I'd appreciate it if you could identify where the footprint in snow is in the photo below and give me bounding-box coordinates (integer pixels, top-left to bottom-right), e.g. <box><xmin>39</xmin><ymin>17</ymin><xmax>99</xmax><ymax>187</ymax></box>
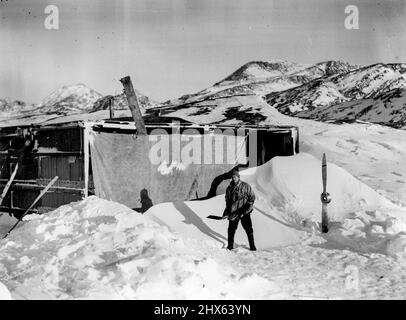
<box><xmin>391</xmin><ymin>172</ymin><xmax>403</xmax><ymax>177</ymax></box>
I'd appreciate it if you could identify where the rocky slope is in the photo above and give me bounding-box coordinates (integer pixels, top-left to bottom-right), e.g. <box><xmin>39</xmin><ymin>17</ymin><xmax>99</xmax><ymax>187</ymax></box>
<box><xmin>163</xmin><ymin>60</ymin><xmax>360</xmax><ymax>108</ymax></box>
<box><xmin>156</xmin><ymin>60</ymin><xmax>406</xmax><ymax>128</ymax></box>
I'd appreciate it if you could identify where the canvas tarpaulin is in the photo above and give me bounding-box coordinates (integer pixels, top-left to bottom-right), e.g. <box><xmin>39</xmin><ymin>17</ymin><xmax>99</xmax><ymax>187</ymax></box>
<box><xmin>90</xmin><ymin>130</ymin><xmax>247</xmax><ymax>209</ymax></box>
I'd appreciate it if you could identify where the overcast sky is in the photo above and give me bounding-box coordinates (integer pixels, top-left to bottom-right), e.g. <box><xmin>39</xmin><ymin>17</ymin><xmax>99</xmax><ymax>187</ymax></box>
<box><xmin>0</xmin><ymin>0</ymin><xmax>405</xmax><ymax>103</ymax></box>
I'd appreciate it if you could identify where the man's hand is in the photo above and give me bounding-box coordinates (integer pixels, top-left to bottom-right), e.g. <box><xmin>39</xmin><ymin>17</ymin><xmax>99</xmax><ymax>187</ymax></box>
<box><xmin>228</xmin><ymin>207</ymin><xmax>247</xmax><ymax>221</ymax></box>
<box><xmin>228</xmin><ymin>212</ymin><xmax>241</xmax><ymax>221</ymax></box>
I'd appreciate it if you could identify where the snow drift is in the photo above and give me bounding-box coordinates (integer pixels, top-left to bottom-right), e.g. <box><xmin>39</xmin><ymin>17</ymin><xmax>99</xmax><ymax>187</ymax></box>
<box><xmin>0</xmin><ymin>197</ymin><xmax>278</xmax><ymax>300</ymax></box>
<box><xmin>1</xmin><ymin>153</ymin><xmax>406</xmax><ymax>299</ymax></box>
<box><xmin>148</xmin><ymin>153</ymin><xmax>406</xmax><ymax>255</ymax></box>
<box><xmin>241</xmin><ymin>153</ymin><xmax>406</xmax><ymax>255</ymax></box>
<box><xmin>241</xmin><ymin>153</ymin><xmax>399</xmax><ymax>221</ymax></box>
<box><xmin>0</xmin><ymin>281</ymin><xmax>12</xmax><ymax>300</ymax></box>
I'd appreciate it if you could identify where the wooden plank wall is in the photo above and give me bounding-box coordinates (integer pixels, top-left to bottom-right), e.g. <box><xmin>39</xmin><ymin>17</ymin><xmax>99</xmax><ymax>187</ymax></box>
<box><xmin>38</xmin><ymin>154</ymin><xmax>84</xmax><ymax>207</ymax></box>
<box><xmin>37</xmin><ymin>127</ymin><xmax>84</xmax><ymax>208</ymax></box>
<box><xmin>0</xmin><ymin>126</ymin><xmax>85</xmax><ymax>212</ymax></box>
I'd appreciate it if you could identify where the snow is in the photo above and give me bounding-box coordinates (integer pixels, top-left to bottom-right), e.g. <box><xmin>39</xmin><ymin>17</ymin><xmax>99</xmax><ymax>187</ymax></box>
<box><xmin>2</xmin><ymin>59</ymin><xmax>406</xmax><ymax>299</ymax></box>
<box><xmin>164</xmin><ymin>60</ymin><xmax>355</xmax><ymax>112</ymax></box>
<box><xmin>0</xmin><ymin>84</ymin><xmax>154</xmax><ymax>128</ymax></box>
<box><xmin>170</xmin><ymin>93</ymin><xmax>406</xmax><ymax>207</ymax></box>
<box><xmin>0</xmin><ymin>281</ymin><xmax>11</xmax><ymax>300</ymax></box>
<box><xmin>2</xmin><ymin>142</ymin><xmax>406</xmax><ymax>299</ymax></box>
<box><xmin>167</xmin><ymin>94</ymin><xmax>406</xmax><ymax>207</ymax></box>
<box><xmin>0</xmin><ymin>197</ymin><xmax>280</xmax><ymax>299</ymax></box>
<box><xmin>312</xmin><ymin>84</ymin><xmax>347</xmax><ymax>106</ymax></box>
<box><xmin>37</xmin><ymin>147</ymin><xmax>59</xmax><ymax>153</ymax></box>
<box><xmin>297</xmin><ymin>121</ymin><xmax>406</xmax><ymax>206</ymax></box>
<box><xmin>246</xmin><ymin>153</ymin><xmax>398</xmax><ymax>221</ymax></box>
<box><xmin>265</xmin><ymin>62</ymin><xmax>406</xmax><ymax>127</ymax></box>
<box><xmin>39</xmin><ymin>83</ymin><xmax>102</xmax><ymax>111</ymax></box>
<box><xmin>335</xmin><ymin>64</ymin><xmax>401</xmax><ymax>96</ymax></box>
<box><xmin>148</xmin><ymin>153</ymin><xmax>406</xmax><ymax>257</ymax></box>
<box><xmin>298</xmin><ymin>89</ymin><xmax>406</xmax><ymax>127</ymax></box>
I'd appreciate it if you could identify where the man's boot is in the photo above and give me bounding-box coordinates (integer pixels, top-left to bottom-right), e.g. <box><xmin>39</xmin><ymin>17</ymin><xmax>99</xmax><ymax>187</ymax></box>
<box><xmin>248</xmin><ymin>233</ymin><xmax>256</xmax><ymax>251</ymax></box>
<box><xmin>227</xmin><ymin>232</ymin><xmax>235</xmax><ymax>250</ymax></box>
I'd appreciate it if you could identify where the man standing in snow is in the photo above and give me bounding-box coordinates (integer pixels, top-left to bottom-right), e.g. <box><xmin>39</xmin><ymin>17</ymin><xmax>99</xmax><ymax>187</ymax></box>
<box><xmin>222</xmin><ymin>168</ymin><xmax>256</xmax><ymax>251</ymax></box>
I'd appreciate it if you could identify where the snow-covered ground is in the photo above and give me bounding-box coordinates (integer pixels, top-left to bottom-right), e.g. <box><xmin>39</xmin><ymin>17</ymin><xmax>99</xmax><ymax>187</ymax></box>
<box><xmin>1</xmin><ymin>127</ymin><xmax>406</xmax><ymax>299</ymax></box>
<box><xmin>2</xmin><ymin>58</ymin><xmax>406</xmax><ymax>299</ymax></box>
<box><xmin>300</xmin><ymin>121</ymin><xmax>406</xmax><ymax>207</ymax></box>
<box><xmin>0</xmin><ymin>197</ymin><xmax>282</xmax><ymax>299</ymax></box>
<box><xmin>1</xmin><ymin>81</ymin><xmax>406</xmax><ymax>299</ymax></box>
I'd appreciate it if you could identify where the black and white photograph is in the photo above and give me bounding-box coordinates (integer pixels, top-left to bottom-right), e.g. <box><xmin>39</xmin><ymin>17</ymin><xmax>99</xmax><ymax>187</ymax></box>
<box><xmin>1</xmin><ymin>0</ymin><xmax>406</xmax><ymax>304</ymax></box>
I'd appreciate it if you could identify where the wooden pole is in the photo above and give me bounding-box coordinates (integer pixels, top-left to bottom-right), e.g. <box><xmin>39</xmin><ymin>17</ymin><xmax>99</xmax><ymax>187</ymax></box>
<box><xmin>109</xmin><ymin>96</ymin><xmax>114</xmax><ymax>119</ymax></box>
<box><xmin>83</xmin><ymin>123</ymin><xmax>90</xmax><ymax>198</ymax></box>
<box><xmin>119</xmin><ymin>76</ymin><xmax>147</xmax><ymax>135</ymax></box>
<box><xmin>0</xmin><ymin>132</ymin><xmax>35</xmax><ymax>207</ymax></box>
<box><xmin>0</xmin><ymin>163</ymin><xmax>18</xmax><ymax>206</ymax></box>
<box><xmin>3</xmin><ymin>176</ymin><xmax>59</xmax><ymax>239</ymax></box>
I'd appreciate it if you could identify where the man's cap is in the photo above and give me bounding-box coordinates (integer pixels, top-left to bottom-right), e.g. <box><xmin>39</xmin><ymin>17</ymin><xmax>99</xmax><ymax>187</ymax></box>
<box><xmin>230</xmin><ymin>168</ymin><xmax>240</xmax><ymax>177</ymax></box>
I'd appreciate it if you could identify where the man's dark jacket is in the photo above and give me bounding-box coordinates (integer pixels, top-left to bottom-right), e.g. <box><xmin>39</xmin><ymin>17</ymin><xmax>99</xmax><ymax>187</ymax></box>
<box><xmin>224</xmin><ymin>180</ymin><xmax>255</xmax><ymax>220</ymax></box>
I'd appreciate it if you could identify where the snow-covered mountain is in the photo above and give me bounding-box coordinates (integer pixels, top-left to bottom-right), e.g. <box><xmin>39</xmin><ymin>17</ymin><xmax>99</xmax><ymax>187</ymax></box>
<box><xmin>265</xmin><ymin>63</ymin><xmax>406</xmax><ymax>127</ymax></box>
<box><xmin>0</xmin><ymin>84</ymin><xmax>158</xmax><ymax>126</ymax></box>
<box><xmin>0</xmin><ymin>98</ymin><xmax>40</xmax><ymax>120</ymax></box>
<box><xmin>0</xmin><ymin>84</ymin><xmax>103</xmax><ymax>120</ymax></box>
<box><xmin>293</xmin><ymin>87</ymin><xmax>406</xmax><ymax>128</ymax></box>
<box><xmin>0</xmin><ymin>98</ymin><xmax>31</xmax><ymax>113</ymax></box>
<box><xmin>2</xmin><ymin>60</ymin><xmax>405</xmax><ymax>128</ymax></box>
<box><xmin>91</xmin><ymin>90</ymin><xmax>159</xmax><ymax>113</ymax></box>
<box><xmin>36</xmin><ymin>83</ymin><xmax>103</xmax><ymax>114</ymax></box>
<box><xmin>155</xmin><ymin>60</ymin><xmax>358</xmax><ymax>124</ymax></box>
<box><xmin>163</xmin><ymin>60</ymin><xmax>360</xmax><ymax>108</ymax></box>
<box><xmin>156</xmin><ymin>60</ymin><xmax>406</xmax><ymax>128</ymax></box>
<box><xmin>217</xmin><ymin>60</ymin><xmax>358</xmax><ymax>84</ymax></box>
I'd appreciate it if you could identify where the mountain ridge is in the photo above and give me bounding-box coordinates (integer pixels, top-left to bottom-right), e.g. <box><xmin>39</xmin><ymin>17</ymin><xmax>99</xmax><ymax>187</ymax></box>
<box><xmin>157</xmin><ymin>59</ymin><xmax>406</xmax><ymax>128</ymax></box>
<box><xmin>1</xmin><ymin>59</ymin><xmax>405</xmax><ymax>128</ymax></box>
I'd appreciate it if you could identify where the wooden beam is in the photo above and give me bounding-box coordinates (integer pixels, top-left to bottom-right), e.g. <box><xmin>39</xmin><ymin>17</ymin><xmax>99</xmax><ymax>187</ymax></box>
<box><xmin>0</xmin><ymin>206</ymin><xmax>37</xmax><ymax>216</ymax></box>
<box><xmin>0</xmin><ymin>163</ymin><xmax>18</xmax><ymax>206</ymax></box>
<box><xmin>119</xmin><ymin>76</ymin><xmax>147</xmax><ymax>135</ymax></box>
<box><xmin>109</xmin><ymin>96</ymin><xmax>114</xmax><ymax>119</ymax></box>
<box><xmin>83</xmin><ymin>123</ymin><xmax>90</xmax><ymax>198</ymax></box>
<box><xmin>3</xmin><ymin>176</ymin><xmax>59</xmax><ymax>239</ymax></box>
<box><xmin>1</xmin><ymin>183</ymin><xmax>83</xmax><ymax>192</ymax></box>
